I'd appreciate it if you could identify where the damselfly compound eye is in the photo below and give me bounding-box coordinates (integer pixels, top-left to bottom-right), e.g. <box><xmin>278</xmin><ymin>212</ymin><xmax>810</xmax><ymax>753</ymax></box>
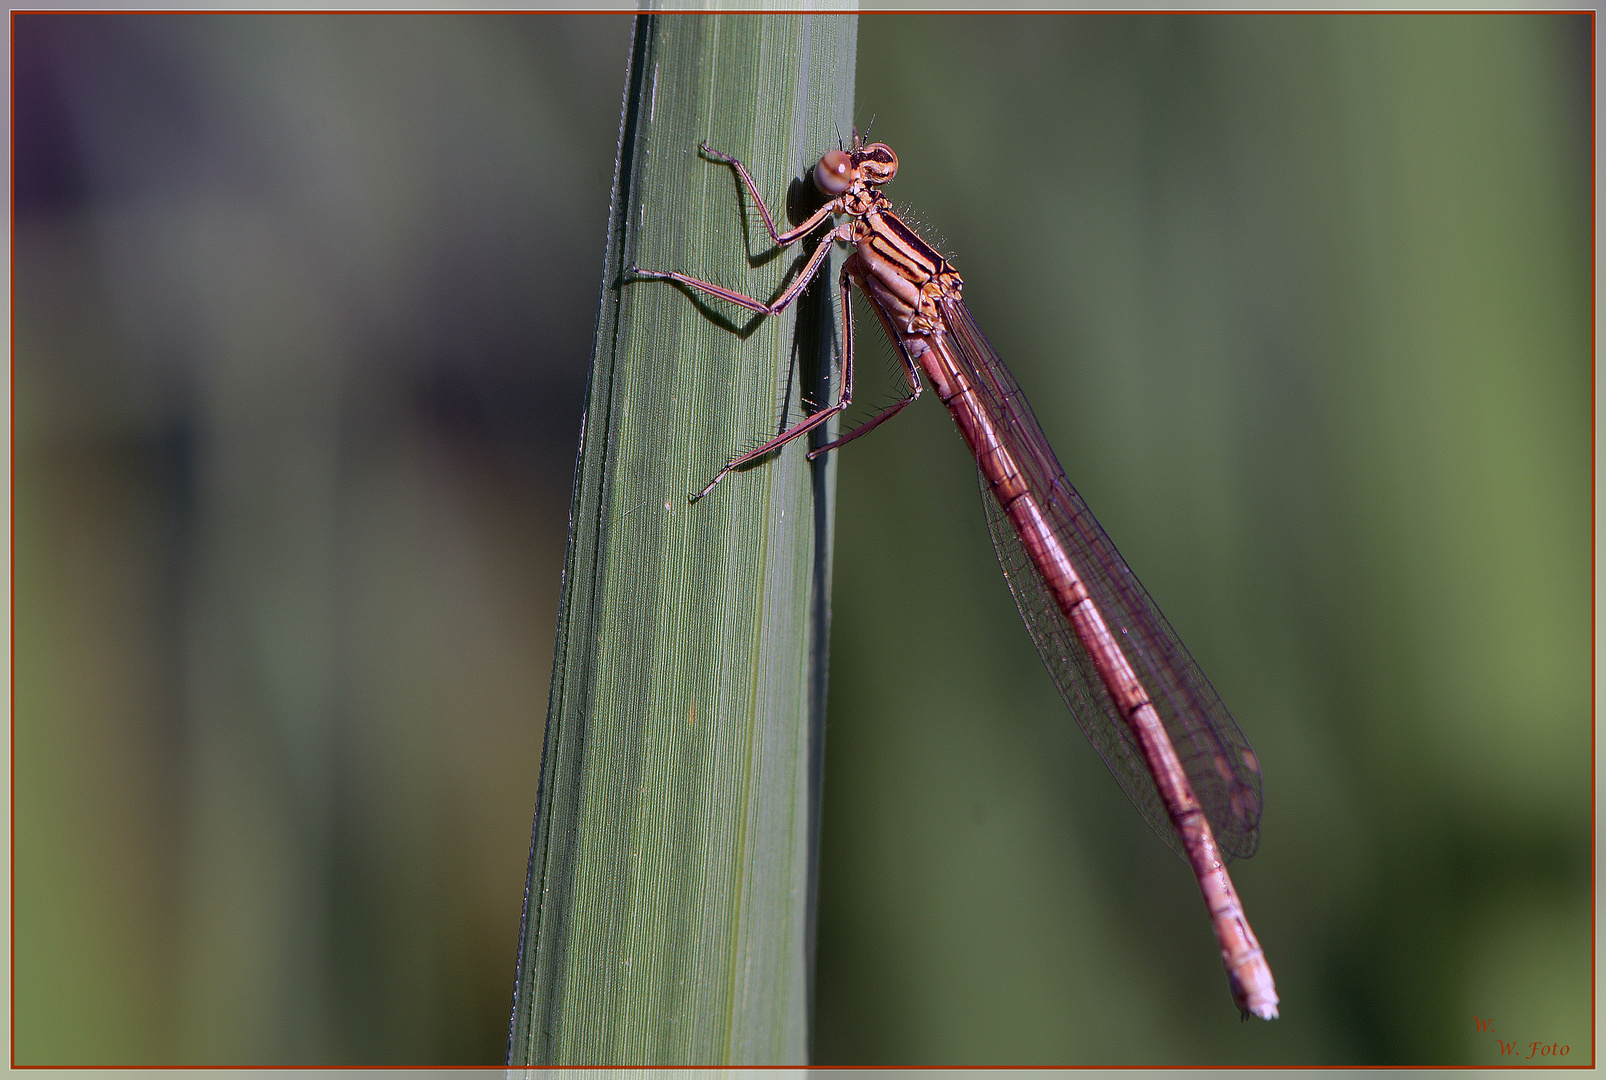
<box><xmin>814</xmin><ymin>149</ymin><xmax>853</xmax><ymax>195</ymax></box>
<box><xmin>855</xmin><ymin>143</ymin><xmax>898</xmax><ymax>184</ymax></box>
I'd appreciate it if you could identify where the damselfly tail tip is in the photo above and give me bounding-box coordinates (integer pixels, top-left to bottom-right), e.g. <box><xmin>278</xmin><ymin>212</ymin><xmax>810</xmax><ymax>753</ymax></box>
<box><xmin>1226</xmin><ymin>947</ymin><xmax>1279</xmax><ymax>1022</ymax></box>
<box><xmin>1230</xmin><ymin>964</ymin><xmax>1280</xmax><ymax>1021</ymax></box>
<box><xmin>1239</xmin><ymin>999</ymin><xmax>1279</xmax><ymax>1022</ymax></box>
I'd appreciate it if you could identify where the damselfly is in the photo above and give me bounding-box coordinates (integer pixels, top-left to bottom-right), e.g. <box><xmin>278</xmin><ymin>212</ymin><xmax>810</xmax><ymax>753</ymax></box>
<box><xmin>629</xmin><ymin>133</ymin><xmax>1278</xmax><ymax>1021</ymax></box>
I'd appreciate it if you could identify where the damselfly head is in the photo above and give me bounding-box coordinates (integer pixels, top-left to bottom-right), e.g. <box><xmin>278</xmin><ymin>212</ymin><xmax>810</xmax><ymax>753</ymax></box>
<box><xmin>813</xmin><ymin>142</ymin><xmax>898</xmax><ymax>196</ymax></box>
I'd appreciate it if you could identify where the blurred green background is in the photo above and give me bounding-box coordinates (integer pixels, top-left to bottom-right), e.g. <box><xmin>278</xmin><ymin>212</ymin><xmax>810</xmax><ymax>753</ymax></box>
<box><xmin>13</xmin><ymin>11</ymin><xmax>1591</xmax><ymax>1067</ymax></box>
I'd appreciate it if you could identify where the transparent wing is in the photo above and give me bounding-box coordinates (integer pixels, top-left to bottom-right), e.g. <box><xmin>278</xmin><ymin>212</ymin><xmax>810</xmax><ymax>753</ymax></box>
<box><xmin>942</xmin><ymin>297</ymin><xmax>1263</xmax><ymax>860</ymax></box>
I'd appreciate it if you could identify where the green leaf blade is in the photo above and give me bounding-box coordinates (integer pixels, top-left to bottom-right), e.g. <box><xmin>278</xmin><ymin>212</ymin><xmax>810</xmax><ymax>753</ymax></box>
<box><xmin>509</xmin><ymin>12</ymin><xmax>857</xmax><ymax>1067</ymax></box>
